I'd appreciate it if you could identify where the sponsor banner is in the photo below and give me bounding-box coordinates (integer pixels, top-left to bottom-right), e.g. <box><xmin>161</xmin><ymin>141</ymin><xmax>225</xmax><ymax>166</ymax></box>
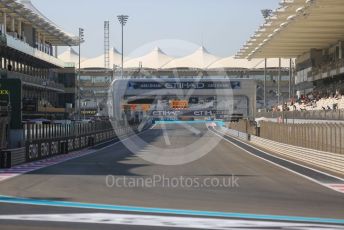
<box><xmin>127</xmin><ymin>81</ymin><xmax>241</xmax><ymax>90</ymax></box>
<box><xmin>150</xmin><ymin>110</ymin><xmax>230</xmax><ymax>117</ymax></box>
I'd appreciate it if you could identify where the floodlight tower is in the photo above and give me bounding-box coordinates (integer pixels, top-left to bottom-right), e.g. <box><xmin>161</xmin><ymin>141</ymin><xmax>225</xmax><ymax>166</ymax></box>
<box><xmin>117</xmin><ymin>15</ymin><xmax>129</xmax><ymax>78</ymax></box>
<box><xmin>77</xmin><ymin>28</ymin><xmax>84</xmax><ymax>120</ymax></box>
<box><xmin>104</xmin><ymin>21</ymin><xmax>110</xmax><ymax>69</ymax></box>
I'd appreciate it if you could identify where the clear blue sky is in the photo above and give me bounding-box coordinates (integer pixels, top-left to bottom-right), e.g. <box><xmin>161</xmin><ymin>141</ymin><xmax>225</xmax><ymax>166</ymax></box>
<box><xmin>31</xmin><ymin>0</ymin><xmax>280</xmax><ymax>58</ymax></box>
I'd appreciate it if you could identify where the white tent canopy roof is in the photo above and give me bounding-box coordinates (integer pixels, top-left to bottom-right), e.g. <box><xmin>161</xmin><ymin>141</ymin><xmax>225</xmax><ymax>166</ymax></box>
<box><xmin>81</xmin><ymin>47</ymin><xmax>122</xmax><ymax>68</ymax></box>
<box><xmin>208</xmin><ymin>56</ymin><xmax>291</xmax><ymax>69</ymax></box>
<box><xmin>124</xmin><ymin>47</ymin><xmax>173</xmax><ymax>69</ymax></box>
<box><xmin>163</xmin><ymin>46</ymin><xmax>219</xmax><ymax>69</ymax></box>
<box><xmin>59</xmin><ymin>46</ymin><xmax>292</xmax><ymax>70</ymax></box>
<box><xmin>58</xmin><ymin>48</ymin><xmax>85</xmax><ymax>64</ymax></box>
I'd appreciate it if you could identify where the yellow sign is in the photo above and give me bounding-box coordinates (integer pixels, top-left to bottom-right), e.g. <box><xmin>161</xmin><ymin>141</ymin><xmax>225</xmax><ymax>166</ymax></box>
<box><xmin>0</xmin><ymin>90</ymin><xmax>9</xmax><ymax>95</ymax></box>
<box><xmin>170</xmin><ymin>100</ymin><xmax>188</xmax><ymax>109</ymax></box>
<box><xmin>81</xmin><ymin>110</ymin><xmax>97</xmax><ymax>115</ymax></box>
<box><xmin>141</xmin><ymin>104</ymin><xmax>151</xmax><ymax>112</ymax></box>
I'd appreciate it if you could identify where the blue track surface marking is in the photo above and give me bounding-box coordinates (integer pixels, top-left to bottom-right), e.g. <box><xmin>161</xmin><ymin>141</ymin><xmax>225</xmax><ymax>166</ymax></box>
<box><xmin>0</xmin><ymin>195</ymin><xmax>343</xmax><ymax>224</ymax></box>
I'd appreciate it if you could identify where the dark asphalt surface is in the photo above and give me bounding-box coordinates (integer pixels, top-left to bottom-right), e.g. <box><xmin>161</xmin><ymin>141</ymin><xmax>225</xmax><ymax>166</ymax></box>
<box><xmin>0</xmin><ymin>123</ymin><xmax>343</xmax><ymax>229</ymax></box>
<box><xmin>212</xmin><ymin>127</ymin><xmax>344</xmax><ymax>184</ymax></box>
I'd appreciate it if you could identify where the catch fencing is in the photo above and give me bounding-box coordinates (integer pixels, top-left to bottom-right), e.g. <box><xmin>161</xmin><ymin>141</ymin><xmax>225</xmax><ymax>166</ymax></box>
<box><xmin>228</xmin><ymin>119</ymin><xmax>257</xmax><ymax>136</ymax></box>
<box><xmin>259</xmin><ymin>121</ymin><xmax>344</xmax><ymax>154</ymax></box>
<box><xmin>256</xmin><ymin>110</ymin><xmax>344</xmax><ymax>121</ymax></box>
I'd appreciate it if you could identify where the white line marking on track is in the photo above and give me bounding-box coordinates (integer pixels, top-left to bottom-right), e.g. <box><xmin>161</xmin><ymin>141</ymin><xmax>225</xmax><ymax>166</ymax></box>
<box><xmin>215</xmin><ymin>127</ymin><xmax>344</xmax><ymax>182</ymax></box>
<box><xmin>209</xmin><ymin>127</ymin><xmax>344</xmax><ymax>194</ymax></box>
<box><xmin>0</xmin><ymin>213</ymin><xmax>341</xmax><ymax>229</ymax></box>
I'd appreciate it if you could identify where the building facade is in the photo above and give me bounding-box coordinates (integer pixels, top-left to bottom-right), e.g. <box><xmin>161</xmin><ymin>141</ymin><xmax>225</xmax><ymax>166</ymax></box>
<box><xmin>0</xmin><ymin>0</ymin><xmax>79</xmax><ymax>124</ymax></box>
<box><xmin>0</xmin><ymin>0</ymin><xmax>79</xmax><ymax>147</ymax></box>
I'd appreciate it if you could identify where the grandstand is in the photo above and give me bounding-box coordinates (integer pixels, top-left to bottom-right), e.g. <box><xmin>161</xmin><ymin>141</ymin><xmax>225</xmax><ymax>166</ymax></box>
<box><xmin>0</xmin><ymin>0</ymin><xmax>79</xmax><ymax>148</ymax></box>
<box><xmin>237</xmin><ymin>0</ymin><xmax>344</xmax><ymax>114</ymax></box>
<box><xmin>0</xmin><ymin>0</ymin><xmax>79</xmax><ymax>121</ymax></box>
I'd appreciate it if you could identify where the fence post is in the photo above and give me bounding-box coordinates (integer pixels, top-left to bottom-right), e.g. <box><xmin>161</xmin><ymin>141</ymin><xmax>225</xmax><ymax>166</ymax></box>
<box><xmin>287</xmin><ymin>124</ymin><xmax>291</xmax><ymax>145</ymax></box>
<box><xmin>292</xmin><ymin>123</ymin><xmax>296</xmax><ymax>146</ymax></box>
<box><xmin>299</xmin><ymin>124</ymin><xmax>303</xmax><ymax>148</ymax></box>
<box><xmin>335</xmin><ymin>124</ymin><xmax>340</xmax><ymax>154</ymax></box>
<box><xmin>325</xmin><ymin>124</ymin><xmax>330</xmax><ymax>152</ymax></box>
<box><xmin>321</xmin><ymin>124</ymin><xmax>324</xmax><ymax>152</ymax></box>
<box><xmin>300</xmin><ymin>124</ymin><xmax>303</xmax><ymax>148</ymax></box>
<box><xmin>306</xmin><ymin>124</ymin><xmax>310</xmax><ymax>149</ymax></box>
<box><xmin>340</xmin><ymin>124</ymin><xmax>343</xmax><ymax>154</ymax></box>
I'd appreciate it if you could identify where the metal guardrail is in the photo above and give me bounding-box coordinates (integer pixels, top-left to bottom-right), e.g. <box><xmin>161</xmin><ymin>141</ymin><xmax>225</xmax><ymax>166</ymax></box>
<box><xmin>256</xmin><ymin>110</ymin><xmax>344</xmax><ymax>121</ymax></box>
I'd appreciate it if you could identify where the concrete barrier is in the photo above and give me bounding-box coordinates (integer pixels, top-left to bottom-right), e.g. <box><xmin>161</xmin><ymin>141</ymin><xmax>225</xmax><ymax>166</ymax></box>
<box><xmin>219</xmin><ymin>127</ymin><xmax>248</xmax><ymax>141</ymax></box>
<box><xmin>0</xmin><ymin>125</ymin><xmax>142</xmax><ymax>169</ymax></box>
<box><xmin>0</xmin><ymin>147</ymin><xmax>25</xmax><ymax>168</ymax></box>
<box><xmin>218</xmin><ymin>127</ymin><xmax>344</xmax><ymax>175</ymax></box>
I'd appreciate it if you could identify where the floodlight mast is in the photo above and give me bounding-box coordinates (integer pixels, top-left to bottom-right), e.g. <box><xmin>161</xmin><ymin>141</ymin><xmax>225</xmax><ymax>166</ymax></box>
<box><xmin>117</xmin><ymin>15</ymin><xmax>129</xmax><ymax>78</ymax></box>
<box><xmin>77</xmin><ymin>28</ymin><xmax>84</xmax><ymax>119</ymax></box>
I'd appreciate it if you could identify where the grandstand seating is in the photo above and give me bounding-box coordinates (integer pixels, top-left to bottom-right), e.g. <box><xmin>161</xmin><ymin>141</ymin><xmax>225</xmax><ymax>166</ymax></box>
<box><xmin>272</xmin><ymin>76</ymin><xmax>344</xmax><ymax>112</ymax></box>
<box><xmin>277</xmin><ymin>96</ymin><xmax>344</xmax><ymax>111</ymax></box>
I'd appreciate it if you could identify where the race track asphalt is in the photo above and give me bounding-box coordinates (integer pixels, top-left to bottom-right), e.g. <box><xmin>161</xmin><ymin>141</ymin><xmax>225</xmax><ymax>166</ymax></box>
<box><xmin>0</xmin><ymin>123</ymin><xmax>343</xmax><ymax>229</ymax></box>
